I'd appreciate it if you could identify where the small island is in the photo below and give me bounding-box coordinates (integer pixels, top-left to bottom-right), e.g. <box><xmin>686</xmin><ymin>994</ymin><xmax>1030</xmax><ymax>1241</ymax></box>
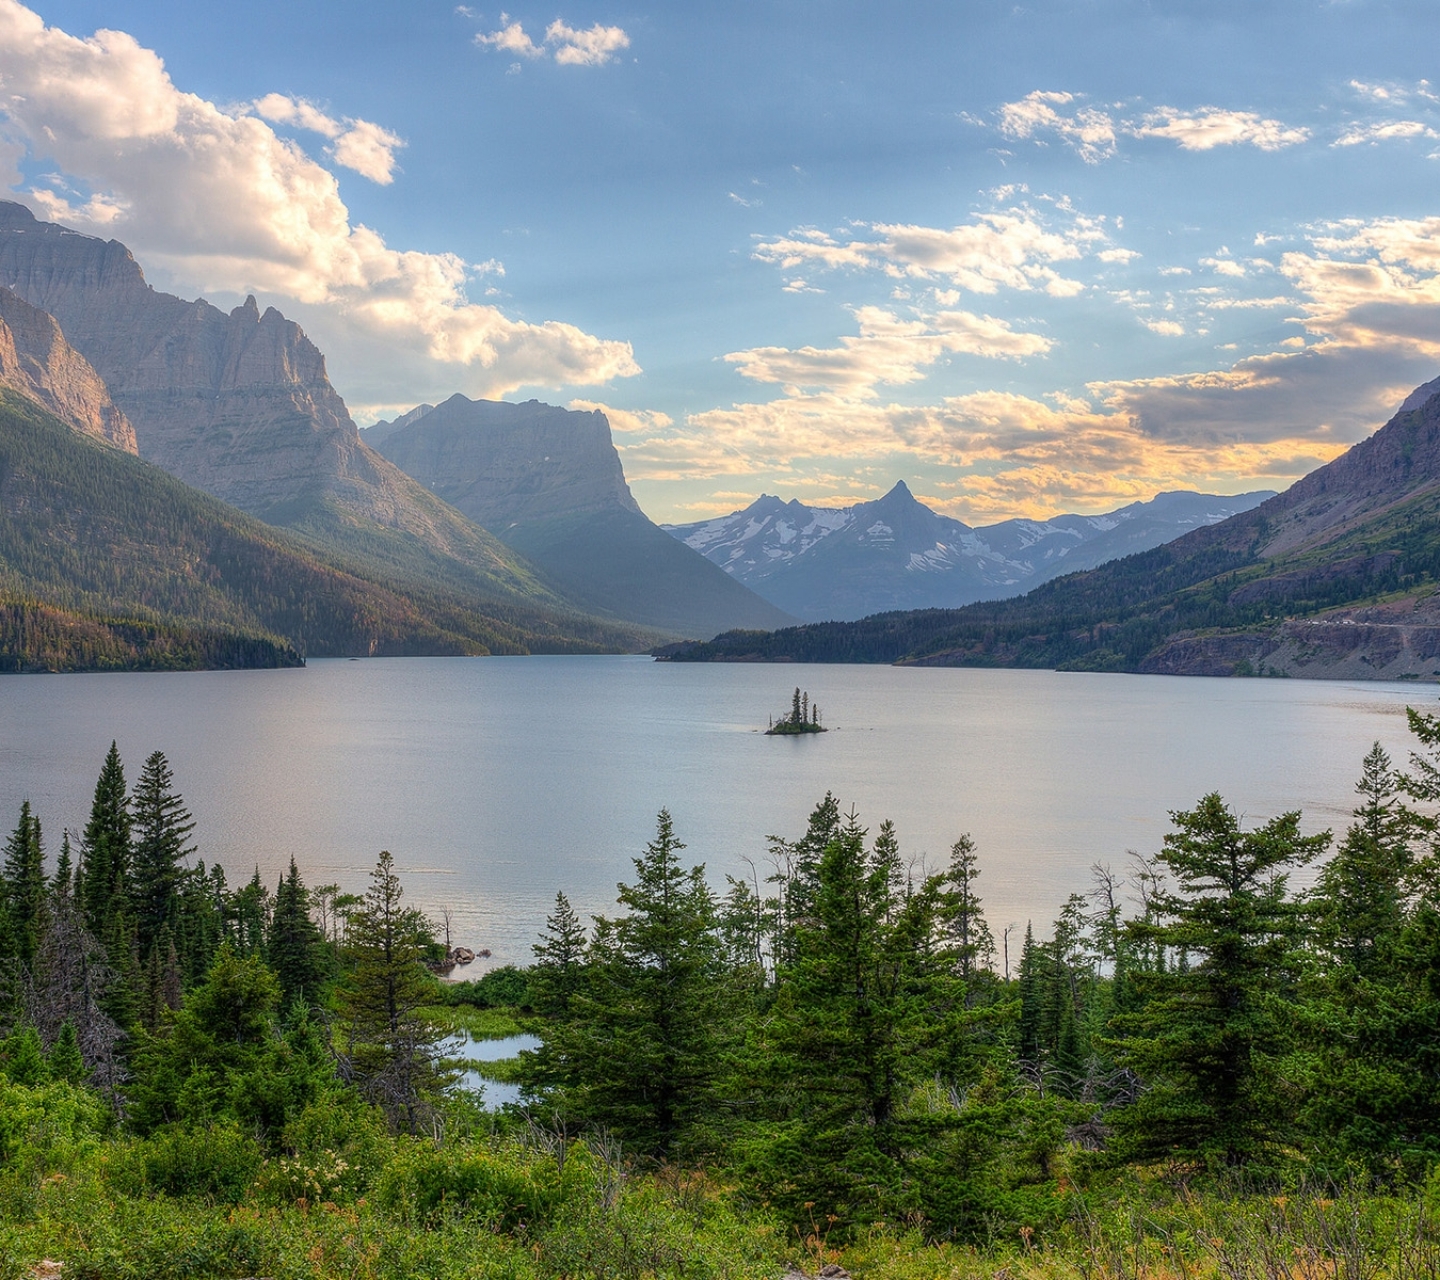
<box><xmin>766</xmin><ymin>686</ymin><xmax>828</xmax><ymax>734</ymax></box>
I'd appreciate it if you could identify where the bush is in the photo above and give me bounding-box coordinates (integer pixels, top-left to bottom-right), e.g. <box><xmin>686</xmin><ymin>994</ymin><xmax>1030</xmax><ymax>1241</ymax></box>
<box><xmin>131</xmin><ymin>1124</ymin><xmax>264</xmax><ymax>1203</ymax></box>
<box><xmin>0</xmin><ymin>1078</ymin><xmax>109</xmax><ymax>1174</ymax></box>
<box><xmin>444</xmin><ymin>966</ymin><xmax>532</xmax><ymax>1010</ymax></box>
<box><xmin>375</xmin><ymin>1140</ymin><xmax>570</xmax><ymax>1230</ymax></box>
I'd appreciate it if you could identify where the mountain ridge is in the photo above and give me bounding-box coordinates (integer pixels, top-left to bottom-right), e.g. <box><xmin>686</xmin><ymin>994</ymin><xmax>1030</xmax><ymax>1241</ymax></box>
<box><xmin>368</xmin><ymin>394</ymin><xmax>796</xmax><ymax>638</ymax></box>
<box><xmin>666</xmin><ymin>481</ymin><xmax>1274</xmax><ymax>621</ymax></box>
<box><xmin>656</xmin><ymin>377</ymin><xmax>1440</xmax><ymax>680</ymax></box>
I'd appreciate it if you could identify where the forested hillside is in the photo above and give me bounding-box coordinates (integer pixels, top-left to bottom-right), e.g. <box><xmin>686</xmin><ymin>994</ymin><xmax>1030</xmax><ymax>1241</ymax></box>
<box><xmin>0</xmin><ymin>390</ymin><xmax>655</xmax><ymax>669</ymax></box>
<box><xmin>659</xmin><ymin>384</ymin><xmax>1440</xmax><ymax>677</ymax></box>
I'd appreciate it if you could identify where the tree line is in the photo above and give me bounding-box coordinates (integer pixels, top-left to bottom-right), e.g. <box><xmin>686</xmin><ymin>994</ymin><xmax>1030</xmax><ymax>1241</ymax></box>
<box><xmin>516</xmin><ymin>721</ymin><xmax>1440</xmax><ymax>1237</ymax></box>
<box><xmin>3</xmin><ymin>719</ymin><xmax>1439</xmax><ymax>1245</ymax></box>
<box><xmin>0</xmin><ymin>742</ymin><xmax>452</xmax><ymax>1142</ymax></box>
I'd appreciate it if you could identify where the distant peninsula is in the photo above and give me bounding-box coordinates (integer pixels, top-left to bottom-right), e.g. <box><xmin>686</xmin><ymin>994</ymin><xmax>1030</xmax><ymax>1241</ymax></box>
<box><xmin>766</xmin><ymin>687</ymin><xmax>827</xmax><ymax>734</ymax></box>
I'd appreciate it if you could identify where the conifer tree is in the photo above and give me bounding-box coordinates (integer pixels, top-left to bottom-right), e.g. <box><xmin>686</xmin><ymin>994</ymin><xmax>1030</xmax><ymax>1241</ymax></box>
<box><xmin>0</xmin><ymin>801</ymin><xmax>45</xmax><ymax>967</ymax></box>
<box><xmin>47</xmin><ymin>1021</ymin><xmax>85</xmax><ymax>1084</ymax></box>
<box><xmin>78</xmin><ymin>742</ymin><xmax>131</xmax><ymax>938</ymax></box>
<box><xmin>53</xmin><ymin>831</ymin><xmax>74</xmax><ymax>899</ymax></box>
<box><xmin>267</xmin><ymin>857</ymin><xmax>327</xmax><ymax>1007</ymax></box>
<box><xmin>529</xmin><ymin>891</ymin><xmax>588</xmax><ymax>1020</ymax></box>
<box><xmin>1110</xmin><ymin>793</ymin><xmax>1329</xmax><ymax>1168</ymax></box>
<box><xmin>550</xmin><ymin>810</ymin><xmax>728</xmax><ymax>1155</ymax></box>
<box><xmin>338</xmin><ymin>851</ymin><xmax>446</xmax><ymax>1133</ymax></box>
<box><xmin>130</xmin><ymin>751</ymin><xmax>196</xmax><ymax>963</ymax></box>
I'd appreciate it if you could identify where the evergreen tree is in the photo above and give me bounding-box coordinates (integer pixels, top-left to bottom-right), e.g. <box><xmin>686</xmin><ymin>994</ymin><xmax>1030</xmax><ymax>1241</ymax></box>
<box><xmin>129</xmin><ymin>751</ymin><xmax>196</xmax><ymax>963</ymax></box>
<box><xmin>77</xmin><ymin>742</ymin><xmax>131</xmax><ymax>938</ymax></box>
<box><xmin>0</xmin><ymin>801</ymin><xmax>45</xmax><ymax>967</ymax></box>
<box><xmin>1310</xmin><ymin>742</ymin><xmax>1411</xmax><ymax>974</ymax></box>
<box><xmin>529</xmin><ymin>891</ymin><xmax>588</xmax><ymax>1020</ymax></box>
<box><xmin>338</xmin><ymin>851</ymin><xmax>447</xmax><ymax>1133</ymax></box>
<box><xmin>267</xmin><ymin>857</ymin><xmax>328</xmax><ymax>1007</ymax></box>
<box><xmin>546</xmin><ymin>810</ymin><xmax>728</xmax><ymax>1156</ymax></box>
<box><xmin>1109</xmin><ymin>793</ymin><xmax>1329</xmax><ymax>1169</ymax></box>
<box><xmin>47</xmin><ymin>1020</ymin><xmax>85</xmax><ymax>1084</ymax></box>
<box><xmin>53</xmin><ymin>831</ymin><xmax>74</xmax><ymax>899</ymax></box>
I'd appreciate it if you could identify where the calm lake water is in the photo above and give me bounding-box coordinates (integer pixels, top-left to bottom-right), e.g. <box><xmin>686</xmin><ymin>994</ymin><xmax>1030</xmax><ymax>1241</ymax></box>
<box><xmin>0</xmin><ymin>657</ymin><xmax>1432</xmax><ymax>966</ymax></box>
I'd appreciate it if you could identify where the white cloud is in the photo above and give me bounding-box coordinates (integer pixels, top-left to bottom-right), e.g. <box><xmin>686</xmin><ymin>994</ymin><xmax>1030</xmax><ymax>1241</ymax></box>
<box><xmin>1096</xmin><ymin>247</ymin><xmax>1140</xmax><ymax>263</ymax></box>
<box><xmin>753</xmin><ymin>208</ymin><xmax>1099</xmax><ymax>296</ymax></box>
<box><xmin>569</xmin><ymin>399</ymin><xmax>672</xmax><ymax>433</ymax></box>
<box><xmin>1143</xmin><ymin>318</ymin><xmax>1185</xmax><ymax>336</ymax></box>
<box><xmin>1130</xmin><ymin>107</ymin><xmax>1309</xmax><ymax>151</ymax></box>
<box><xmin>994</xmin><ymin>93</ymin><xmax>1310</xmax><ymax>160</ymax></box>
<box><xmin>1334</xmin><ymin>120</ymin><xmax>1439</xmax><ymax>147</ymax></box>
<box><xmin>250</xmin><ymin>94</ymin><xmax>405</xmax><ymax>184</ymax></box>
<box><xmin>997</xmin><ymin>90</ymin><xmax>1117</xmax><ymax>163</ymax></box>
<box><xmin>0</xmin><ymin>0</ymin><xmax>638</xmax><ymax>400</ymax></box>
<box><xmin>475</xmin><ymin>15</ymin><xmax>630</xmax><ymax>66</ymax></box>
<box><xmin>724</xmin><ymin>304</ymin><xmax>1052</xmax><ymax>397</ymax></box>
<box><xmin>1201</xmin><ymin>256</ymin><xmax>1248</xmax><ymax>278</ymax></box>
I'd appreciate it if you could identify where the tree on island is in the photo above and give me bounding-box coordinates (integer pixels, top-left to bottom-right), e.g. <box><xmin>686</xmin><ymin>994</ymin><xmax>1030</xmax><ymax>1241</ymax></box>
<box><xmin>766</xmin><ymin>686</ymin><xmax>827</xmax><ymax>735</ymax></box>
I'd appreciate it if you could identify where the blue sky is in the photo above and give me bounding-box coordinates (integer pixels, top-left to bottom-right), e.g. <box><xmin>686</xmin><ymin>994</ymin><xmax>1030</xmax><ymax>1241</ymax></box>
<box><xmin>3</xmin><ymin>1</ymin><xmax>1440</xmax><ymax>523</ymax></box>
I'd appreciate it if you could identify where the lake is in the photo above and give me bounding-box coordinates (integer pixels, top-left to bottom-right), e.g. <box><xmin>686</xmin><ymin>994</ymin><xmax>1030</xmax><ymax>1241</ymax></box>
<box><xmin>0</xmin><ymin>657</ymin><xmax>1432</xmax><ymax>966</ymax></box>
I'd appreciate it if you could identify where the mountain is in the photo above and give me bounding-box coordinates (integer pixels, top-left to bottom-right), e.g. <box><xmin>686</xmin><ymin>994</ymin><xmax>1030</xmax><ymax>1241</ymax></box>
<box><xmin>366</xmin><ymin>395</ymin><xmax>796</xmax><ymax>637</ymax></box>
<box><xmin>0</xmin><ymin>285</ymin><xmax>135</xmax><ymax>450</ymax></box>
<box><xmin>0</xmin><ymin>390</ymin><xmax>655</xmax><ymax>670</ymax></box>
<box><xmin>657</xmin><ymin>378</ymin><xmax>1440</xmax><ymax>681</ymax></box>
<box><xmin>0</xmin><ymin>201</ymin><xmax>602</xmax><ymax>623</ymax></box>
<box><xmin>666</xmin><ymin>482</ymin><xmax>1273</xmax><ymax>621</ymax></box>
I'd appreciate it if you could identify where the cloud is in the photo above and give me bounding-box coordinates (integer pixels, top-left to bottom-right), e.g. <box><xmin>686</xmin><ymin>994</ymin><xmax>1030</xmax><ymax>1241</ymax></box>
<box><xmin>1333</xmin><ymin>120</ymin><xmax>1439</xmax><ymax>147</ymax></box>
<box><xmin>251</xmin><ymin>93</ymin><xmax>405</xmax><ymax>184</ymax></box>
<box><xmin>0</xmin><ymin>0</ymin><xmax>638</xmax><ymax>400</ymax></box>
<box><xmin>997</xmin><ymin>90</ymin><xmax>1117</xmax><ymax>163</ymax></box>
<box><xmin>994</xmin><ymin>93</ymin><xmax>1310</xmax><ymax>161</ymax></box>
<box><xmin>1130</xmin><ymin>107</ymin><xmax>1309</xmax><ymax>151</ymax></box>
<box><xmin>475</xmin><ymin>15</ymin><xmax>630</xmax><ymax>66</ymax></box>
<box><xmin>724</xmin><ymin>305</ymin><xmax>1052</xmax><ymax>396</ymax></box>
<box><xmin>568</xmin><ymin>399</ymin><xmax>672</xmax><ymax>433</ymax></box>
<box><xmin>753</xmin><ymin>208</ymin><xmax>1099</xmax><ymax>296</ymax></box>
<box><xmin>619</xmin><ymin>382</ymin><xmax>1352</xmax><ymax>523</ymax></box>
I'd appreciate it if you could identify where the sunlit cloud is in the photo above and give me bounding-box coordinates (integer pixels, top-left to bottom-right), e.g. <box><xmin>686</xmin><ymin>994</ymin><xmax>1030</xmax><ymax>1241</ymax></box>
<box><xmin>475</xmin><ymin>15</ymin><xmax>630</xmax><ymax>66</ymax></box>
<box><xmin>753</xmin><ymin>207</ymin><xmax>1101</xmax><ymax>296</ymax></box>
<box><xmin>0</xmin><ymin>0</ymin><xmax>639</xmax><ymax>400</ymax></box>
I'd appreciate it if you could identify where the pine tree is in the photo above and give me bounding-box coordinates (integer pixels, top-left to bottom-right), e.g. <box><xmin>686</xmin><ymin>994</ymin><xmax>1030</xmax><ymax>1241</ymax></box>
<box><xmin>53</xmin><ymin>831</ymin><xmax>74</xmax><ymax>899</ymax></box>
<box><xmin>1110</xmin><ymin>793</ymin><xmax>1329</xmax><ymax>1168</ymax></box>
<box><xmin>0</xmin><ymin>801</ymin><xmax>45</xmax><ymax>967</ymax></box>
<box><xmin>267</xmin><ymin>857</ymin><xmax>327</xmax><ymax>1007</ymax></box>
<box><xmin>130</xmin><ymin>751</ymin><xmax>196</xmax><ymax>963</ymax></box>
<box><xmin>338</xmin><ymin>851</ymin><xmax>447</xmax><ymax>1133</ymax></box>
<box><xmin>529</xmin><ymin>891</ymin><xmax>588</xmax><ymax>1020</ymax></box>
<box><xmin>1310</xmin><ymin>742</ymin><xmax>1411</xmax><ymax>975</ymax></box>
<box><xmin>548</xmin><ymin>810</ymin><xmax>728</xmax><ymax>1155</ymax></box>
<box><xmin>47</xmin><ymin>1021</ymin><xmax>86</xmax><ymax>1084</ymax></box>
<box><xmin>77</xmin><ymin>742</ymin><xmax>131</xmax><ymax>938</ymax></box>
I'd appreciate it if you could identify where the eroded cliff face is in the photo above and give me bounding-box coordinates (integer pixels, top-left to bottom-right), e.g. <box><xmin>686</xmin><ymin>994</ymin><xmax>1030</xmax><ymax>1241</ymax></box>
<box><xmin>0</xmin><ymin>285</ymin><xmax>135</xmax><ymax>450</ymax></box>
<box><xmin>0</xmin><ymin>201</ymin><xmax>464</xmax><ymax>539</ymax></box>
<box><xmin>368</xmin><ymin>395</ymin><xmax>643</xmax><ymax>529</ymax></box>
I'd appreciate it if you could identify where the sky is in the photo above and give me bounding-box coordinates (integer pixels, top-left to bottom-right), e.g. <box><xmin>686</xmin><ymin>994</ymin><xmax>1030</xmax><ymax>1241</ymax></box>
<box><xmin>2</xmin><ymin>1</ymin><xmax>1440</xmax><ymax>525</ymax></box>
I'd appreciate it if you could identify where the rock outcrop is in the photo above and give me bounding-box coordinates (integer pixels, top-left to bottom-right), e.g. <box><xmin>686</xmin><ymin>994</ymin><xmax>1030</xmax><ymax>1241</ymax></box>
<box><xmin>0</xmin><ymin>285</ymin><xmax>134</xmax><ymax>450</ymax></box>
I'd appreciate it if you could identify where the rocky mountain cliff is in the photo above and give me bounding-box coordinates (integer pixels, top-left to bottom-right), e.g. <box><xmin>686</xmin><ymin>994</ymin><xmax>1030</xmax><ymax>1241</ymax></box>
<box><xmin>659</xmin><ymin>377</ymin><xmax>1440</xmax><ymax>679</ymax></box>
<box><xmin>667</xmin><ymin>482</ymin><xmax>1272</xmax><ymax>621</ymax></box>
<box><xmin>368</xmin><ymin>395</ymin><xmax>795</xmax><ymax>638</ymax></box>
<box><xmin>0</xmin><ymin>285</ymin><xmax>134</xmax><ymax>450</ymax></box>
<box><xmin>0</xmin><ymin>201</ymin><xmax>618</xmax><ymax>624</ymax></box>
<box><xmin>0</xmin><ymin>389</ymin><xmax>654</xmax><ymax>667</ymax></box>
<box><xmin>366</xmin><ymin>395</ymin><xmax>643</xmax><ymax>527</ymax></box>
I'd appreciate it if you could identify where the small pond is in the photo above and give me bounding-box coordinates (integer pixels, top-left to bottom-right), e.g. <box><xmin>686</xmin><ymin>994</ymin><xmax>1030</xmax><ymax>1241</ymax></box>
<box><xmin>447</xmin><ymin>1032</ymin><xmax>541</xmax><ymax>1109</ymax></box>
